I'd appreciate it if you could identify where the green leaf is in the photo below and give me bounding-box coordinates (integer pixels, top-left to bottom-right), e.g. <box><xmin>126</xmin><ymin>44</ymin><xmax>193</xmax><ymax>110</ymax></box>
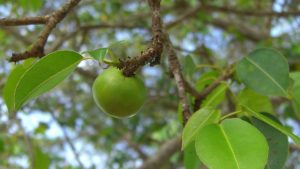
<box><xmin>184</xmin><ymin>142</ymin><xmax>201</xmax><ymax>169</ymax></box>
<box><xmin>3</xmin><ymin>58</ymin><xmax>36</xmax><ymax>112</ymax></box>
<box><xmin>201</xmin><ymin>83</ymin><xmax>228</xmax><ymax>108</ymax></box>
<box><xmin>237</xmin><ymin>48</ymin><xmax>289</xmax><ymax>96</ymax></box>
<box><xmin>237</xmin><ymin>88</ymin><xmax>273</xmax><ymax>113</ymax></box>
<box><xmin>85</xmin><ymin>48</ymin><xmax>109</xmax><ymax>61</ymax></box>
<box><xmin>183</xmin><ymin>55</ymin><xmax>196</xmax><ymax>78</ymax></box>
<box><xmin>196</xmin><ymin>71</ymin><xmax>219</xmax><ymax>91</ymax></box>
<box><xmin>182</xmin><ymin>107</ymin><xmax>220</xmax><ymax>149</ymax></box>
<box><xmin>290</xmin><ymin>72</ymin><xmax>300</xmax><ymax>117</ymax></box>
<box><xmin>6</xmin><ymin>50</ymin><xmax>82</xmax><ymax>112</ymax></box>
<box><xmin>247</xmin><ymin>113</ymin><xmax>288</xmax><ymax>169</ymax></box>
<box><xmin>243</xmin><ymin>106</ymin><xmax>300</xmax><ymax>147</ymax></box>
<box><xmin>32</xmin><ymin>146</ymin><xmax>50</xmax><ymax>169</ymax></box>
<box><xmin>0</xmin><ymin>136</ymin><xmax>4</xmax><ymax>153</ymax></box>
<box><xmin>195</xmin><ymin>118</ymin><xmax>269</xmax><ymax>169</ymax></box>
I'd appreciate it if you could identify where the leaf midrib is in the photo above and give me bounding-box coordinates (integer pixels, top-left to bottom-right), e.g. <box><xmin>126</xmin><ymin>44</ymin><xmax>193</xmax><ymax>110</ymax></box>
<box><xmin>220</xmin><ymin>126</ymin><xmax>241</xmax><ymax>169</ymax></box>
<box><xmin>245</xmin><ymin>57</ymin><xmax>287</xmax><ymax>96</ymax></box>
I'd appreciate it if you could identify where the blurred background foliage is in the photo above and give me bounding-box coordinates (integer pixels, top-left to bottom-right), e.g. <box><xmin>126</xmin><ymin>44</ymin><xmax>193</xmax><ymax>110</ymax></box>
<box><xmin>0</xmin><ymin>0</ymin><xmax>300</xmax><ymax>168</ymax></box>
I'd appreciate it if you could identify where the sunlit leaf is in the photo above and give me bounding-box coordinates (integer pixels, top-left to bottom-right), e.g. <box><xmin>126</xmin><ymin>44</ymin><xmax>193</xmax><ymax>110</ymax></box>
<box><xmin>201</xmin><ymin>83</ymin><xmax>228</xmax><ymax>108</ymax></box>
<box><xmin>4</xmin><ymin>50</ymin><xmax>83</xmax><ymax>112</ymax></box>
<box><xmin>184</xmin><ymin>142</ymin><xmax>201</xmax><ymax>169</ymax></box>
<box><xmin>237</xmin><ymin>88</ymin><xmax>273</xmax><ymax>113</ymax></box>
<box><xmin>195</xmin><ymin>118</ymin><xmax>268</xmax><ymax>169</ymax></box>
<box><xmin>182</xmin><ymin>107</ymin><xmax>220</xmax><ymax>149</ymax></box>
<box><xmin>3</xmin><ymin>58</ymin><xmax>37</xmax><ymax>112</ymax></box>
<box><xmin>85</xmin><ymin>48</ymin><xmax>109</xmax><ymax>61</ymax></box>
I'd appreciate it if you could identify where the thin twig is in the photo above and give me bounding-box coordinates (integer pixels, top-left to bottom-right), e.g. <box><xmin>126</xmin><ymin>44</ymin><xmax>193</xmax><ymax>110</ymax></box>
<box><xmin>165</xmin><ymin>34</ymin><xmax>191</xmax><ymax>125</ymax></box>
<box><xmin>49</xmin><ymin>111</ymin><xmax>85</xmax><ymax>169</ymax></box>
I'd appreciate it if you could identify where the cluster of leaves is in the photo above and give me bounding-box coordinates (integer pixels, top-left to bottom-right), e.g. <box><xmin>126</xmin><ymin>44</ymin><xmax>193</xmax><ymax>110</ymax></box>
<box><xmin>181</xmin><ymin>48</ymin><xmax>300</xmax><ymax>169</ymax></box>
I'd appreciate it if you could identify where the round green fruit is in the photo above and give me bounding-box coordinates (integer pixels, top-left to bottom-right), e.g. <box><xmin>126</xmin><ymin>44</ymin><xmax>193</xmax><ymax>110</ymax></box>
<box><xmin>92</xmin><ymin>67</ymin><xmax>147</xmax><ymax>118</ymax></box>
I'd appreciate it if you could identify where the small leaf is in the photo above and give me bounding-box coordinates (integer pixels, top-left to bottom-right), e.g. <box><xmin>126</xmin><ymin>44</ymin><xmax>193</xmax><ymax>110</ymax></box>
<box><xmin>85</xmin><ymin>48</ymin><xmax>109</xmax><ymax>61</ymax></box>
<box><xmin>290</xmin><ymin>72</ymin><xmax>300</xmax><ymax>117</ymax></box>
<box><xmin>32</xmin><ymin>146</ymin><xmax>50</xmax><ymax>169</ymax></box>
<box><xmin>6</xmin><ymin>50</ymin><xmax>83</xmax><ymax>112</ymax></box>
<box><xmin>182</xmin><ymin>107</ymin><xmax>220</xmax><ymax>149</ymax></box>
<box><xmin>246</xmin><ymin>113</ymin><xmax>288</xmax><ymax>169</ymax></box>
<box><xmin>201</xmin><ymin>83</ymin><xmax>228</xmax><ymax>108</ymax></box>
<box><xmin>184</xmin><ymin>141</ymin><xmax>201</xmax><ymax>169</ymax></box>
<box><xmin>183</xmin><ymin>55</ymin><xmax>196</xmax><ymax>78</ymax></box>
<box><xmin>243</xmin><ymin>106</ymin><xmax>300</xmax><ymax>147</ymax></box>
<box><xmin>237</xmin><ymin>48</ymin><xmax>289</xmax><ymax>96</ymax></box>
<box><xmin>196</xmin><ymin>71</ymin><xmax>219</xmax><ymax>91</ymax></box>
<box><xmin>195</xmin><ymin>118</ymin><xmax>269</xmax><ymax>169</ymax></box>
<box><xmin>237</xmin><ymin>88</ymin><xmax>273</xmax><ymax>113</ymax></box>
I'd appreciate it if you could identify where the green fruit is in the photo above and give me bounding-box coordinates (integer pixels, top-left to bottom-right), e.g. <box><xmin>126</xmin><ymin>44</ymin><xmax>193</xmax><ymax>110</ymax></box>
<box><xmin>92</xmin><ymin>67</ymin><xmax>147</xmax><ymax>118</ymax></box>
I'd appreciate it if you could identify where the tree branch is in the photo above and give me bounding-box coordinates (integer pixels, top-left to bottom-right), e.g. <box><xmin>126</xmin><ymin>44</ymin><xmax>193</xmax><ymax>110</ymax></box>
<box><xmin>165</xmin><ymin>34</ymin><xmax>192</xmax><ymax>125</ymax></box>
<box><xmin>117</xmin><ymin>0</ymin><xmax>163</xmax><ymax>76</ymax></box>
<box><xmin>202</xmin><ymin>4</ymin><xmax>300</xmax><ymax>17</ymax></box>
<box><xmin>0</xmin><ymin>16</ymin><xmax>48</xmax><ymax>26</ymax></box>
<box><xmin>9</xmin><ymin>0</ymin><xmax>82</xmax><ymax>62</ymax></box>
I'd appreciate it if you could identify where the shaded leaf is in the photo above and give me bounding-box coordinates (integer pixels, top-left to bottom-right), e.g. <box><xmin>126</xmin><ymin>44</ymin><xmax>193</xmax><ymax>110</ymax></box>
<box><xmin>196</xmin><ymin>71</ymin><xmax>219</xmax><ymax>91</ymax></box>
<box><xmin>32</xmin><ymin>146</ymin><xmax>50</xmax><ymax>169</ymax></box>
<box><xmin>237</xmin><ymin>48</ymin><xmax>289</xmax><ymax>96</ymax></box>
<box><xmin>247</xmin><ymin>113</ymin><xmax>288</xmax><ymax>169</ymax></box>
<box><xmin>290</xmin><ymin>72</ymin><xmax>300</xmax><ymax>117</ymax></box>
<box><xmin>243</xmin><ymin>106</ymin><xmax>300</xmax><ymax>147</ymax></box>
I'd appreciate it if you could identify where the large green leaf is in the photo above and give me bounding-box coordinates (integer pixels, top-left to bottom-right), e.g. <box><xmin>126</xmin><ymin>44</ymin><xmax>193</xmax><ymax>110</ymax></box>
<box><xmin>4</xmin><ymin>50</ymin><xmax>83</xmax><ymax>112</ymax></box>
<box><xmin>184</xmin><ymin>142</ymin><xmax>201</xmax><ymax>169</ymax></box>
<box><xmin>247</xmin><ymin>113</ymin><xmax>288</xmax><ymax>169</ymax></box>
<box><xmin>201</xmin><ymin>83</ymin><xmax>228</xmax><ymax>108</ymax></box>
<box><xmin>182</xmin><ymin>107</ymin><xmax>220</xmax><ymax>149</ymax></box>
<box><xmin>237</xmin><ymin>48</ymin><xmax>289</xmax><ymax>96</ymax></box>
<box><xmin>195</xmin><ymin>118</ymin><xmax>268</xmax><ymax>169</ymax></box>
<box><xmin>243</xmin><ymin>106</ymin><xmax>300</xmax><ymax>147</ymax></box>
<box><xmin>237</xmin><ymin>88</ymin><xmax>273</xmax><ymax>113</ymax></box>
